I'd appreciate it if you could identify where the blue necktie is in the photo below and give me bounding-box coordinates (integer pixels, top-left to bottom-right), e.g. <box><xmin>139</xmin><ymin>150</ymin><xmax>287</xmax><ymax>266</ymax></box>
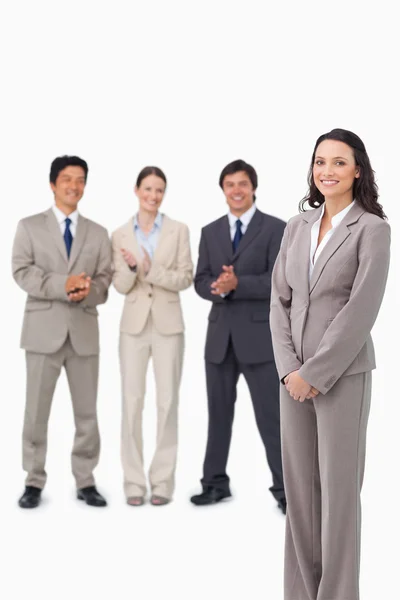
<box><xmin>232</xmin><ymin>219</ymin><xmax>243</xmax><ymax>253</ymax></box>
<box><xmin>64</xmin><ymin>217</ymin><xmax>73</xmax><ymax>258</ymax></box>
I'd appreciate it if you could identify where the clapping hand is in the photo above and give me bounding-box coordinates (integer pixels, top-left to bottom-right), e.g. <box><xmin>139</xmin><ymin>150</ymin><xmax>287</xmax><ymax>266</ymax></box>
<box><xmin>66</xmin><ymin>272</ymin><xmax>91</xmax><ymax>302</ymax></box>
<box><xmin>211</xmin><ymin>265</ymin><xmax>238</xmax><ymax>295</ymax></box>
<box><xmin>121</xmin><ymin>248</ymin><xmax>137</xmax><ymax>269</ymax></box>
<box><xmin>141</xmin><ymin>246</ymin><xmax>152</xmax><ymax>275</ymax></box>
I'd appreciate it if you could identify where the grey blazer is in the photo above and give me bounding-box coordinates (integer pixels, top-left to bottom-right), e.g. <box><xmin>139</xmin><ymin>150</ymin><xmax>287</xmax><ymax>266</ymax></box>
<box><xmin>12</xmin><ymin>208</ymin><xmax>112</xmax><ymax>356</ymax></box>
<box><xmin>270</xmin><ymin>201</ymin><xmax>390</xmax><ymax>394</ymax></box>
<box><xmin>195</xmin><ymin>208</ymin><xmax>286</xmax><ymax>364</ymax></box>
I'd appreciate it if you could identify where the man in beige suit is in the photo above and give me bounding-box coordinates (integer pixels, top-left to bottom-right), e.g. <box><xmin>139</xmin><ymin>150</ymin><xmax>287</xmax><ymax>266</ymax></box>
<box><xmin>112</xmin><ymin>166</ymin><xmax>193</xmax><ymax>506</ymax></box>
<box><xmin>12</xmin><ymin>155</ymin><xmax>112</xmax><ymax>509</ymax></box>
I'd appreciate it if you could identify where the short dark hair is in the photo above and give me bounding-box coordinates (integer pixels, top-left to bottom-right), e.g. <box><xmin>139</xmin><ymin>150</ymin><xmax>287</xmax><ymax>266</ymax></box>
<box><xmin>219</xmin><ymin>159</ymin><xmax>258</xmax><ymax>201</ymax></box>
<box><xmin>300</xmin><ymin>128</ymin><xmax>386</xmax><ymax>219</ymax></box>
<box><xmin>136</xmin><ymin>166</ymin><xmax>167</xmax><ymax>188</ymax></box>
<box><xmin>49</xmin><ymin>155</ymin><xmax>88</xmax><ymax>184</ymax></box>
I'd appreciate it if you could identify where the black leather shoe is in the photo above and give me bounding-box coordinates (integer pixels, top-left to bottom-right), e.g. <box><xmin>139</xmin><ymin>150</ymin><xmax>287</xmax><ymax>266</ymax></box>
<box><xmin>277</xmin><ymin>498</ymin><xmax>287</xmax><ymax>515</ymax></box>
<box><xmin>190</xmin><ymin>486</ymin><xmax>231</xmax><ymax>506</ymax></box>
<box><xmin>18</xmin><ymin>486</ymin><xmax>42</xmax><ymax>509</ymax></box>
<box><xmin>77</xmin><ymin>486</ymin><xmax>107</xmax><ymax>507</ymax></box>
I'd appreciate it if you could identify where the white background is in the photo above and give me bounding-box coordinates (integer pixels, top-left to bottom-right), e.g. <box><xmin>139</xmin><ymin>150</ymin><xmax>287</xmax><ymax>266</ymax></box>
<box><xmin>1</xmin><ymin>1</ymin><xmax>399</xmax><ymax>599</ymax></box>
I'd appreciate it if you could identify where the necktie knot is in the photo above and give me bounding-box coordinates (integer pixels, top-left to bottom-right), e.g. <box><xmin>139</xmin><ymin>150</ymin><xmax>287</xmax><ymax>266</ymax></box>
<box><xmin>65</xmin><ymin>217</ymin><xmax>71</xmax><ymax>228</ymax></box>
<box><xmin>236</xmin><ymin>219</ymin><xmax>242</xmax><ymax>230</ymax></box>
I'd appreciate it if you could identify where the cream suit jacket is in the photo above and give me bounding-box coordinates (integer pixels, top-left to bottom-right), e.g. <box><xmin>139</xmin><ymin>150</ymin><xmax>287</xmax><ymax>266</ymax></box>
<box><xmin>270</xmin><ymin>201</ymin><xmax>390</xmax><ymax>394</ymax></box>
<box><xmin>112</xmin><ymin>215</ymin><xmax>193</xmax><ymax>335</ymax></box>
<box><xmin>12</xmin><ymin>209</ymin><xmax>112</xmax><ymax>355</ymax></box>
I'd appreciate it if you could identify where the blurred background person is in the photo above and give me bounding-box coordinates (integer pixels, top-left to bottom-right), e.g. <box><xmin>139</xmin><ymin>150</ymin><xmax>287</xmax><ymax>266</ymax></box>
<box><xmin>112</xmin><ymin>166</ymin><xmax>193</xmax><ymax>506</ymax></box>
<box><xmin>190</xmin><ymin>159</ymin><xmax>286</xmax><ymax>512</ymax></box>
<box><xmin>12</xmin><ymin>155</ymin><xmax>112</xmax><ymax>509</ymax></box>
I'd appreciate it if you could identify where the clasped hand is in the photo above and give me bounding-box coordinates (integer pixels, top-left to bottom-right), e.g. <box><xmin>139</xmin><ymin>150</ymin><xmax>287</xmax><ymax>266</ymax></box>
<box><xmin>66</xmin><ymin>272</ymin><xmax>91</xmax><ymax>302</ymax></box>
<box><xmin>211</xmin><ymin>265</ymin><xmax>238</xmax><ymax>295</ymax></box>
<box><xmin>284</xmin><ymin>370</ymin><xmax>320</xmax><ymax>403</ymax></box>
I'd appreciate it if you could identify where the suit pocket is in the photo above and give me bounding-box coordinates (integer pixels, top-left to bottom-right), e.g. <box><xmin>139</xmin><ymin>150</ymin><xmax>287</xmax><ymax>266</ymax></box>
<box><xmin>251</xmin><ymin>312</ymin><xmax>269</xmax><ymax>322</ymax></box>
<box><xmin>83</xmin><ymin>306</ymin><xmax>98</xmax><ymax>316</ymax></box>
<box><xmin>208</xmin><ymin>310</ymin><xmax>219</xmax><ymax>322</ymax></box>
<box><xmin>25</xmin><ymin>300</ymin><xmax>52</xmax><ymax>311</ymax></box>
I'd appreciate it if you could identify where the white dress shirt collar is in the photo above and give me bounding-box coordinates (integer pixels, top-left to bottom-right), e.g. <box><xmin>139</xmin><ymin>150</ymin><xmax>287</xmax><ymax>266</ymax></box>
<box><xmin>316</xmin><ymin>200</ymin><xmax>355</xmax><ymax>229</ymax></box>
<box><xmin>309</xmin><ymin>200</ymin><xmax>355</xmax><ymax>280</ymax></box>
<box><xmin>228</xmin><ymin>203</ymin><xmax>257</xmax><ymax>230</ymax></box>
<box><xmin>52</xmin><ymin>204</ymin><xmax>79</xmax><ymax>227</ymax></box>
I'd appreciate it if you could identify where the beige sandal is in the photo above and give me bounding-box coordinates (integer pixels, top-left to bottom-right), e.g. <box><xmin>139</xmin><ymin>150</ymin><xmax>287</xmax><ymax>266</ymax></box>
<box><xmin>150</xmin><ymin>495</ymin><xmax>170</xmax><ymax>506</ymax></box>
<box><xmin>127</xmin><ymin>496</ymin><xmax>144</xmax><ymax>506</ymax></box>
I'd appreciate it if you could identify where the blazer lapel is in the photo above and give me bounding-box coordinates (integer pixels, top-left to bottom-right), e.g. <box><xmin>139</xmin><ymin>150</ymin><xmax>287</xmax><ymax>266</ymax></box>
<box><xmin>309</xmin><ymin>202</ymin><xmax>365</xmax><ymax>294</ymax></box>
<box><xmin>68</xmin><ymin>215</ymin><xmax>88</xmax><ymax>272</ymax></box>
<box><xmin>232</xmin><ymin>209</ymin><xmax>263</xmax><ymax>262</ymax></box>
<box><xmin>217</xmin><ymin>216</ymin><xmax>234</xmax><ymax>263</ymax></box>
<box><xmin>120</xmin><ymin>218</ymin><xmax>141</xmax><ymax>260</ymax></box>
<box><xmin>153</xmin><ymin>215</ymin><xmax>174</xmax><ymax>263</ymax></box>
<box><xmin>296</xmin><ymin>209</ymin><xmax>321</xmax><ymax>298</ymax></box>
<box><xmin>44</xmin><ymin>209</ymin><xmax>68</xmax><ymax>263</ymax></box>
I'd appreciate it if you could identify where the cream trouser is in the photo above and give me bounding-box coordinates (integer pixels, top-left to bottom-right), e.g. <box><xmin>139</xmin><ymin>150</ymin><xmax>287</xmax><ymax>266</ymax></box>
<box><xmin>119</xmin><ymin>315</ymin><xmax>184</xmax><ymax>499</ymax></box>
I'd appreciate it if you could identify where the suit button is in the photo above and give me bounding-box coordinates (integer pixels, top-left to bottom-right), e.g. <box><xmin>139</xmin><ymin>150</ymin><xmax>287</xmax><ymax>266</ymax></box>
<box><xmin>148</xmin><ymin>293</ymin><xmax>152</xmax><ymax>298</ymax></box>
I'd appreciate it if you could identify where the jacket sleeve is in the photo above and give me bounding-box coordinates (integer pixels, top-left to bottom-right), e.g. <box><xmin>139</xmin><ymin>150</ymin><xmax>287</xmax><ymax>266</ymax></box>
<box><xmin>80</xmin><ymin>228</ymin><xmax>112</xmax><ymax>307</ymax></box>
<box><xmin>269</xmin><ymin>222</ymin><xmax>303</xmax><ymax>381</ymax></box>
<box><xmin>232</xmin><ymin>222</ymin><xmax>285</xmax><ymax>300</ymax></box>
<box><xmin>145</xmin><ymin>224</ymin><xmax>193</xmax><ymax>292</ymax></box>
<box><xmin>194</xmin><ymin>228</ymin><xmax>226</xmax><ymax>303</ymax></box>
<box><xmin>299</xmin><ymin>220</ymin><xmax>391</xmax><ymax>394</ymax></box>
<box><xmin>12</xmin><ymin>220</ymin><xmax>69</xmax><ymax>301</ymax></box>
<box><xmin>111</xmin><ymin>230</ymin><xmax>138</xmax><ymax>295</ymax></box>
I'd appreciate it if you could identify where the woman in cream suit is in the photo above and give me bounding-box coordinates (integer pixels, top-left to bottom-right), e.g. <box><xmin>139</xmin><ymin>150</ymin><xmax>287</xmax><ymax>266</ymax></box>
<box><xmin>270</xmin><ymin>129</ymin><xmax>390</xmax><ymax>600</ymax></box>
<box><xmin>112</xmin><ymin>166</ymin><xmax>193</xmax><ymax>506</ymax></box>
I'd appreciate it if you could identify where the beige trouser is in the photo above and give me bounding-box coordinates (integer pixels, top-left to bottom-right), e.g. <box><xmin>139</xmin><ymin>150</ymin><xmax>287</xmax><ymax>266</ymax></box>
<box><xmin>120</xmin><ymin>315</ymin><xmax>184</xmax><ymax>499</ymax></box>
<box><xmin>281</xmin><ymin>371</ymin><xmax>371</xmax><ymax>600</ymax></box>
<box><xmin>23</xmin><ymin>336</ymin><xmax>100</xmax><ymax>490</ymax></box>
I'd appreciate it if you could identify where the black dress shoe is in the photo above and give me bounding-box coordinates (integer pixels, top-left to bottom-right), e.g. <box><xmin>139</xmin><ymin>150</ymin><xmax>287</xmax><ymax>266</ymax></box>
<box><xmin>18</xmin><ymin>486</ymin><xmax>42</xmax><ymax>509</ymax></box>
<box><xmin>77</xmin><ymin>486</ymin><xmax>107</xmax><ymax>507</ymax></box>
<box><xmin>190</xmin><ymin>487</ymin><xmax>231</xmax><ymax>506</ymax></box>
<box><xmin>277</xmin><ymin>498</ymin><xmax>287</xmax><ymax>515</ymax></box>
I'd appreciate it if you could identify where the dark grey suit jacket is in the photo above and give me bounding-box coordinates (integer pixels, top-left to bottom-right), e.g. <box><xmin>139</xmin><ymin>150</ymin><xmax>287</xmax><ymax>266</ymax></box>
<box><xmin>195</xmin><ymin>208</ymin><xmax>286</xmax><ymax>364</ymax></box>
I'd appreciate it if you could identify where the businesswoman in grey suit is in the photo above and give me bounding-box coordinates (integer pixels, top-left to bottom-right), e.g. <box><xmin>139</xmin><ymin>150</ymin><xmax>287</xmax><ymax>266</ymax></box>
<box><xmin>270</xmin><ymin>129</ymin><xmax>390</xmax><ymax>600</ymax></box>
<box><xmin>112</xmin><ymin>167</ymin><xmax>193</xmax><ymax>507</ymax></box>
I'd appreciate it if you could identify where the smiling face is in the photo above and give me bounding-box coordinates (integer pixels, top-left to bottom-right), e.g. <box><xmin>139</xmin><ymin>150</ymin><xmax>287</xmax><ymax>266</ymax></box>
<box><xmin>50</xmin><ymin>166</ymin><xmax>86</xmax><ymax>214</ymax></box>
<box><xmin>135</xmin><ymin>174</ymin><xmax>166</xmax><ymax>214</ymax></box>
<box><xmin>313</xmin><ymin>139</ymin><xmax>360</xmax><ymax>202</ymax></box>
<box><xmin>222</xmin><ymin>171</ymin><xmax>255</xmax><ymax>217</ymax></box>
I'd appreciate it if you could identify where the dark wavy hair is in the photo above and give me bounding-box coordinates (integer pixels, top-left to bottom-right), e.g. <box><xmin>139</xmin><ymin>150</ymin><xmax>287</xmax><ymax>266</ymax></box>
<box><xmin>136</xmin><ymin>166</ymin><xmax>167</xmax><ymax>188</ymax></box>
<box><xmin>299</xmin><ymin>128</ymin><xmax>386</xmax><ymax>219</ymax></box>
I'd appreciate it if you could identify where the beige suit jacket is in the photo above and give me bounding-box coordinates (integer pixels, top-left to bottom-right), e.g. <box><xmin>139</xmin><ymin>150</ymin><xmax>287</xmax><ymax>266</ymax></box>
<box><xmin>12</xmin><ymin>208</ymin><xmax>112</xmax><ymax>355</ymax></box>
<box><xmin>270</xmin><ymin>201</ymin><xmax>390</xmax><ymax>394</ymax></box>
<box><xmin>112</xmin><ymin>215</ymin><xmax>193</xmax><ymax>335</ymax></box>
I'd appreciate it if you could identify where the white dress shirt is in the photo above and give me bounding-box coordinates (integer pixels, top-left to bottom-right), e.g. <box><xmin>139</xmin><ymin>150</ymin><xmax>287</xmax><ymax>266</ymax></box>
<box><xmin>227</xmin><ymin>203</ymin><xmax>257</xmax><ymax>240</ymax></box>
<box><xmin>52</xmin><ymin>205</ymin><xmax>79</xmax><ymax>237</ymax></box>
<box><xmin>309</xmin><ymin>201</ymin><xmax>355</xmax><ymax>280</ymax></box>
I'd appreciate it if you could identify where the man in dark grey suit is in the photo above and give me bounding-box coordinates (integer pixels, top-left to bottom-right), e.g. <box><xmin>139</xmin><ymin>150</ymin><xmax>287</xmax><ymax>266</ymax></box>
<box><xmin>190</xmin><ymin>160</ymin><xmax>286</xmax><ymax>512</ymax></box>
